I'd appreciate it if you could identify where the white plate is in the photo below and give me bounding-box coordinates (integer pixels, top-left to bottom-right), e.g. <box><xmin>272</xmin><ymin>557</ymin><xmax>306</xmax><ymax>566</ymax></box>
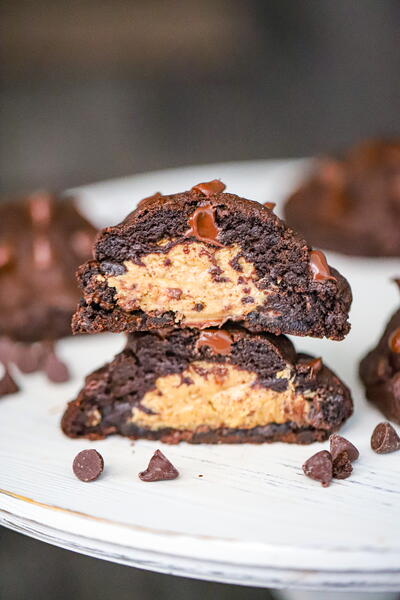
<box><xmin>1</xmin><ymin>160</ymin><xmax>400</xmax><ymax>591</ymax></box>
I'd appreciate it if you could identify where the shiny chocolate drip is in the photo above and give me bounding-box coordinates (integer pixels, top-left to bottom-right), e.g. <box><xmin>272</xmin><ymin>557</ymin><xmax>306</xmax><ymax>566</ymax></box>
<box><xmin>389</xmin><ymin>327</ymin><xmax>400</xmax><ymax>353</ymax></box>
<box><xmin>309</xmin><ymin>250</ymin><xmax>336</xmax><ymax>282</ymax></box>
<box><xmin>191</xmin><ymin>180</ymin><xmax>226</xmax><ymax>197</ymax></box>
<box><xmin>263</xmin><ymin>202</ymin><xmax>276</xmax><ymax>210</ymax></box>
<box><xmin>137</xmin><ymin>192</ymin><xmax>162</xmax><ymax>209</ymax></box>
<box><xmin>196</xmin><ymin>330</ymin><xmax>233</xmax><ymax>356</ymax></box>
<box><xmin>306</xmin><ymin>357</ymin><xmax>323</xmax><ymax>377</ymax></box>
<box><xmin>186</xmin><ymin>204</ymin><xmax>223</xmax><ymax>246</ymax></box>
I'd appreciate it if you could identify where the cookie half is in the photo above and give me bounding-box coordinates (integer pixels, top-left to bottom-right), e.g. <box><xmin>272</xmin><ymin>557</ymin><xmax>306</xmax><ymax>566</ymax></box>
<box><xmin>72</xmin><ymin>182</ymin><xmax>351</xmax><ymax>340</ymax></box>
<box><xmin>62</xmin><ymin>327</ymin><xmax>353</xmax><ymax>444</ymax></box>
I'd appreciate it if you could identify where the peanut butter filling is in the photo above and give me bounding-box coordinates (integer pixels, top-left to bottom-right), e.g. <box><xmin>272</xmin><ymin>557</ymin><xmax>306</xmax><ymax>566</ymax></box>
<box><xmin>104</xmin><ymin>242</ymin><xmax>271</xmax><ymax>327</ymax></box>
<box><xmin>129</xmin><ymin>361</ymin><xmax>310</xmax><ymax>431</ymax></box>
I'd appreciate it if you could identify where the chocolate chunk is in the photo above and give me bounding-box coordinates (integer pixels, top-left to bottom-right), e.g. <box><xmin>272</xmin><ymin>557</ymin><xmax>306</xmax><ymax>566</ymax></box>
<box><xmin>43</xmin><ymin>346</ymin><xmax>70</xmax><ymax>383</ymax></box>
<box><xmin>196</xmin><ymin>329</ymin><xmax>233</xmax><ymax>356</ymax></box>
<box><xmin>0</xmin><ymin>367</ymin><xmax>19</xmax><ymax>397</ymax></box>
<box><xmin>139</xmin><ymin>450</ymin><xmax>179</xmax><ymax>482</ymax></box>
<box><xmin>309</xmin><ymin>250</ymin><xmax>336</xmax><ymax>282</ymax></box>
<box><xmin>302</xmin><ymin>450</ymin><xmax>333</xmax><ymax>487</ymax></box>
<box><xmin>329</xmin><ymin>433</ymin><xmax>359</xmax><ymax>462</ymax></box>
<box><xmin>186</xmin><ymin>204</ymin><xmax>223</xmax><ymax>247</ymax></box>
<box><xmin>263</xmin><ymin>202</ymin><xmax>276</xmax><ymax>210</ymax></box>
<box><xmin>72</xmin><ymin>449</ymin><xmax>104</xmax><ymax>482</ymax></box>
<box><xmin>389</xmin><ymin>327</ymin><xmax>400</xmax><ymax>353</ymax></box>
<box><xmin>371</xmin><ymin>422</ymin><xmax>400</xmax><ymax>454</ymax></box>
<box><xmin>194</xmin><ymin>303</ymin><xmax>204</xmax><ymax>312</ymax></box>
<box><xmin>332</xmin><ymin>450</ymin><xmax>353</xmax><ymax>479</ymax></box>
<box><xmin>191</xmin><ymin>180</ymin><xmax>226</xmax><ymax>197</ymax></box>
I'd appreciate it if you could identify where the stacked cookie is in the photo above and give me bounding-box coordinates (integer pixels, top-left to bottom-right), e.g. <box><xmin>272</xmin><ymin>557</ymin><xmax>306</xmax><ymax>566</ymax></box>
<box><xmin>62</xmin><ymin>180</ymin><xmax>353</xmax><ymax>444</ymax></box>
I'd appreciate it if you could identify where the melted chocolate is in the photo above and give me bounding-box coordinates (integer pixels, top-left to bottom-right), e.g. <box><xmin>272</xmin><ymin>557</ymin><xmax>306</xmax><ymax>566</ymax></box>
<box><xmin>196</xmin><ymin>330</ymin><xmax>233</xmax><ymax>355</ymax></box>
<box><xmin>137</xmin><ymin>192</ymin><xmax>162</xmax><ymax>209</ymax></box>
<box><xmin>186</xmin><ymin>204</ymin><xmax>223</xmax><ymax>247</ymax></box>
<box><xmin>389</xmin><ymin>327</ymin><xmax>400</xmax><ymax>353</ymax></box>
<box><xmin>263</xmin><ymin>202</ymin><xmax>276</xmax><ymax>210</ymax></box>
<box><xmin>191</xmin><ymin>180</ymin><xmax>226</xmax><ymax>197</ymax></box>
<box><xmin>306</xmin><ymin>357</ymin><xmax>323</xmax><ymax>377</ymax></box>
<box><xmin>309</xmin><ymin>250</ymin><xmax>336</xmax><ymax>282</ymax></box>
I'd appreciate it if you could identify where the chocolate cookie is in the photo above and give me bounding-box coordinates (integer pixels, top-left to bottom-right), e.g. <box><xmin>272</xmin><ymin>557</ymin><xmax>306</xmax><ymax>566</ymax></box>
<box><xmin>72</xmin><ymin>181</ymin><xmax>351</xmax><ymax>340</ymax></box>
<box><xmin>0</xmin><ymin>191</ymin><xmax>96</xmax><ymax>342</ymax></box>
<box><xmin>284</xmin><ymin>139</ymin><xmax>400</xmax><ymax>257</ymax></box>
<box><xmin>62</xmin><ymin>327</ymin><xmax>353</xmax><ymax>444</ymax></box>
<box><xmin>360</xmin><ymin>285</ymin><xmax>400</xmax><ymax>423</ymax></box>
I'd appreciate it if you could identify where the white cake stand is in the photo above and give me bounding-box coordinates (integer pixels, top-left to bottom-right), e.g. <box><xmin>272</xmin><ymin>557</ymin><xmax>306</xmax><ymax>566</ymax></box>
<box><xmin>1</xmin><ymin>160</ymin><xmax>400</xmax><ymax>592</ymax></box>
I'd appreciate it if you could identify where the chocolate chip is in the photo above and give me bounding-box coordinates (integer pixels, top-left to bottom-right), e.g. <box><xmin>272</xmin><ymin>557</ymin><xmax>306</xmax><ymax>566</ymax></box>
<box><xmin>388</xmin><ymin>327</ymin><xmax>400</xmax><ymax>353</ymax></box>
<box><xmin>191</xmin><ymin>180</ymin><xmax>226</xmax><ymax>196</ymax></box>
<box><xmin>309</xmin><ymin>250</ymin><xmax>337</xmax><ymax>282</ymax></box>
<box><xmin>194</xmin><ymin>303</ymin><xmax>204</xmax><ymax>312</ymax></box>
<box><xmin>371</xmin><ymin>422</ymin><xmax>400</xmax><ymax>454</ymax></box>
<box><xmin>43</xmin><ymin>347</ymin><xmax>70</xmax><ymax>383</ymax></box>
<box><xmin>139</xmin><ymin>449</ymin><xmax>179</xmax><ymax>482</ymax></box>
<box><xmin>302</xmin><ymin>450</ymin><xmax>332</xmax><ymax>487</ymax></box>
<box><xmin>263</xmin><ymin>202</ymin><xmax>276</xmax><ymax>210</ymax></box>
<box><xmin>332</xmin><ymin>450</ymin><xmax>353</xmax><ymax>479</ymax></box>
<box><xmin>101</xmin><ymin>261</ymin><xmax>125</xmax><ymax>276</ymax></box>
<box><xmin>73</xmin><ymin>449</ymin><xmax>104</xmax><ymax>482</ymax></box>
<box><xmin>197</xmin><ymin>329</ymin><xmax>233</xmax><ymax>356</ymax></box>
<box><xmin>137</xmin><ymin>192</ymin><xmax>162</xmax><ymax>209</ymax></box>
<box><xmin>0</xmin><ymin>367</ymin><xmax>19</xmax><ymax>397</ymax></box>
<box><xmin>329</xmin><ymin>433</ymin><xmax>359</xmax><ymax>463</ymax></box>
<box><xmin>307</xmin><ymin>357</ymin><xmax>323</xmax><ymax>378</ymax></box>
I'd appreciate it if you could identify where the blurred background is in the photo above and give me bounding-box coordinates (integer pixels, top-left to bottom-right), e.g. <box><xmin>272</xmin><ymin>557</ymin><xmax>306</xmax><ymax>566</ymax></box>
<box><xmin>1</xmin><ymin>0</ymin><xmax>400</xmax><ymax>598</ymax></box>
<box><xmin>1</xmin><ymin>0</ymin><xmax>399</xmax><ymax>196</ymax></box>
